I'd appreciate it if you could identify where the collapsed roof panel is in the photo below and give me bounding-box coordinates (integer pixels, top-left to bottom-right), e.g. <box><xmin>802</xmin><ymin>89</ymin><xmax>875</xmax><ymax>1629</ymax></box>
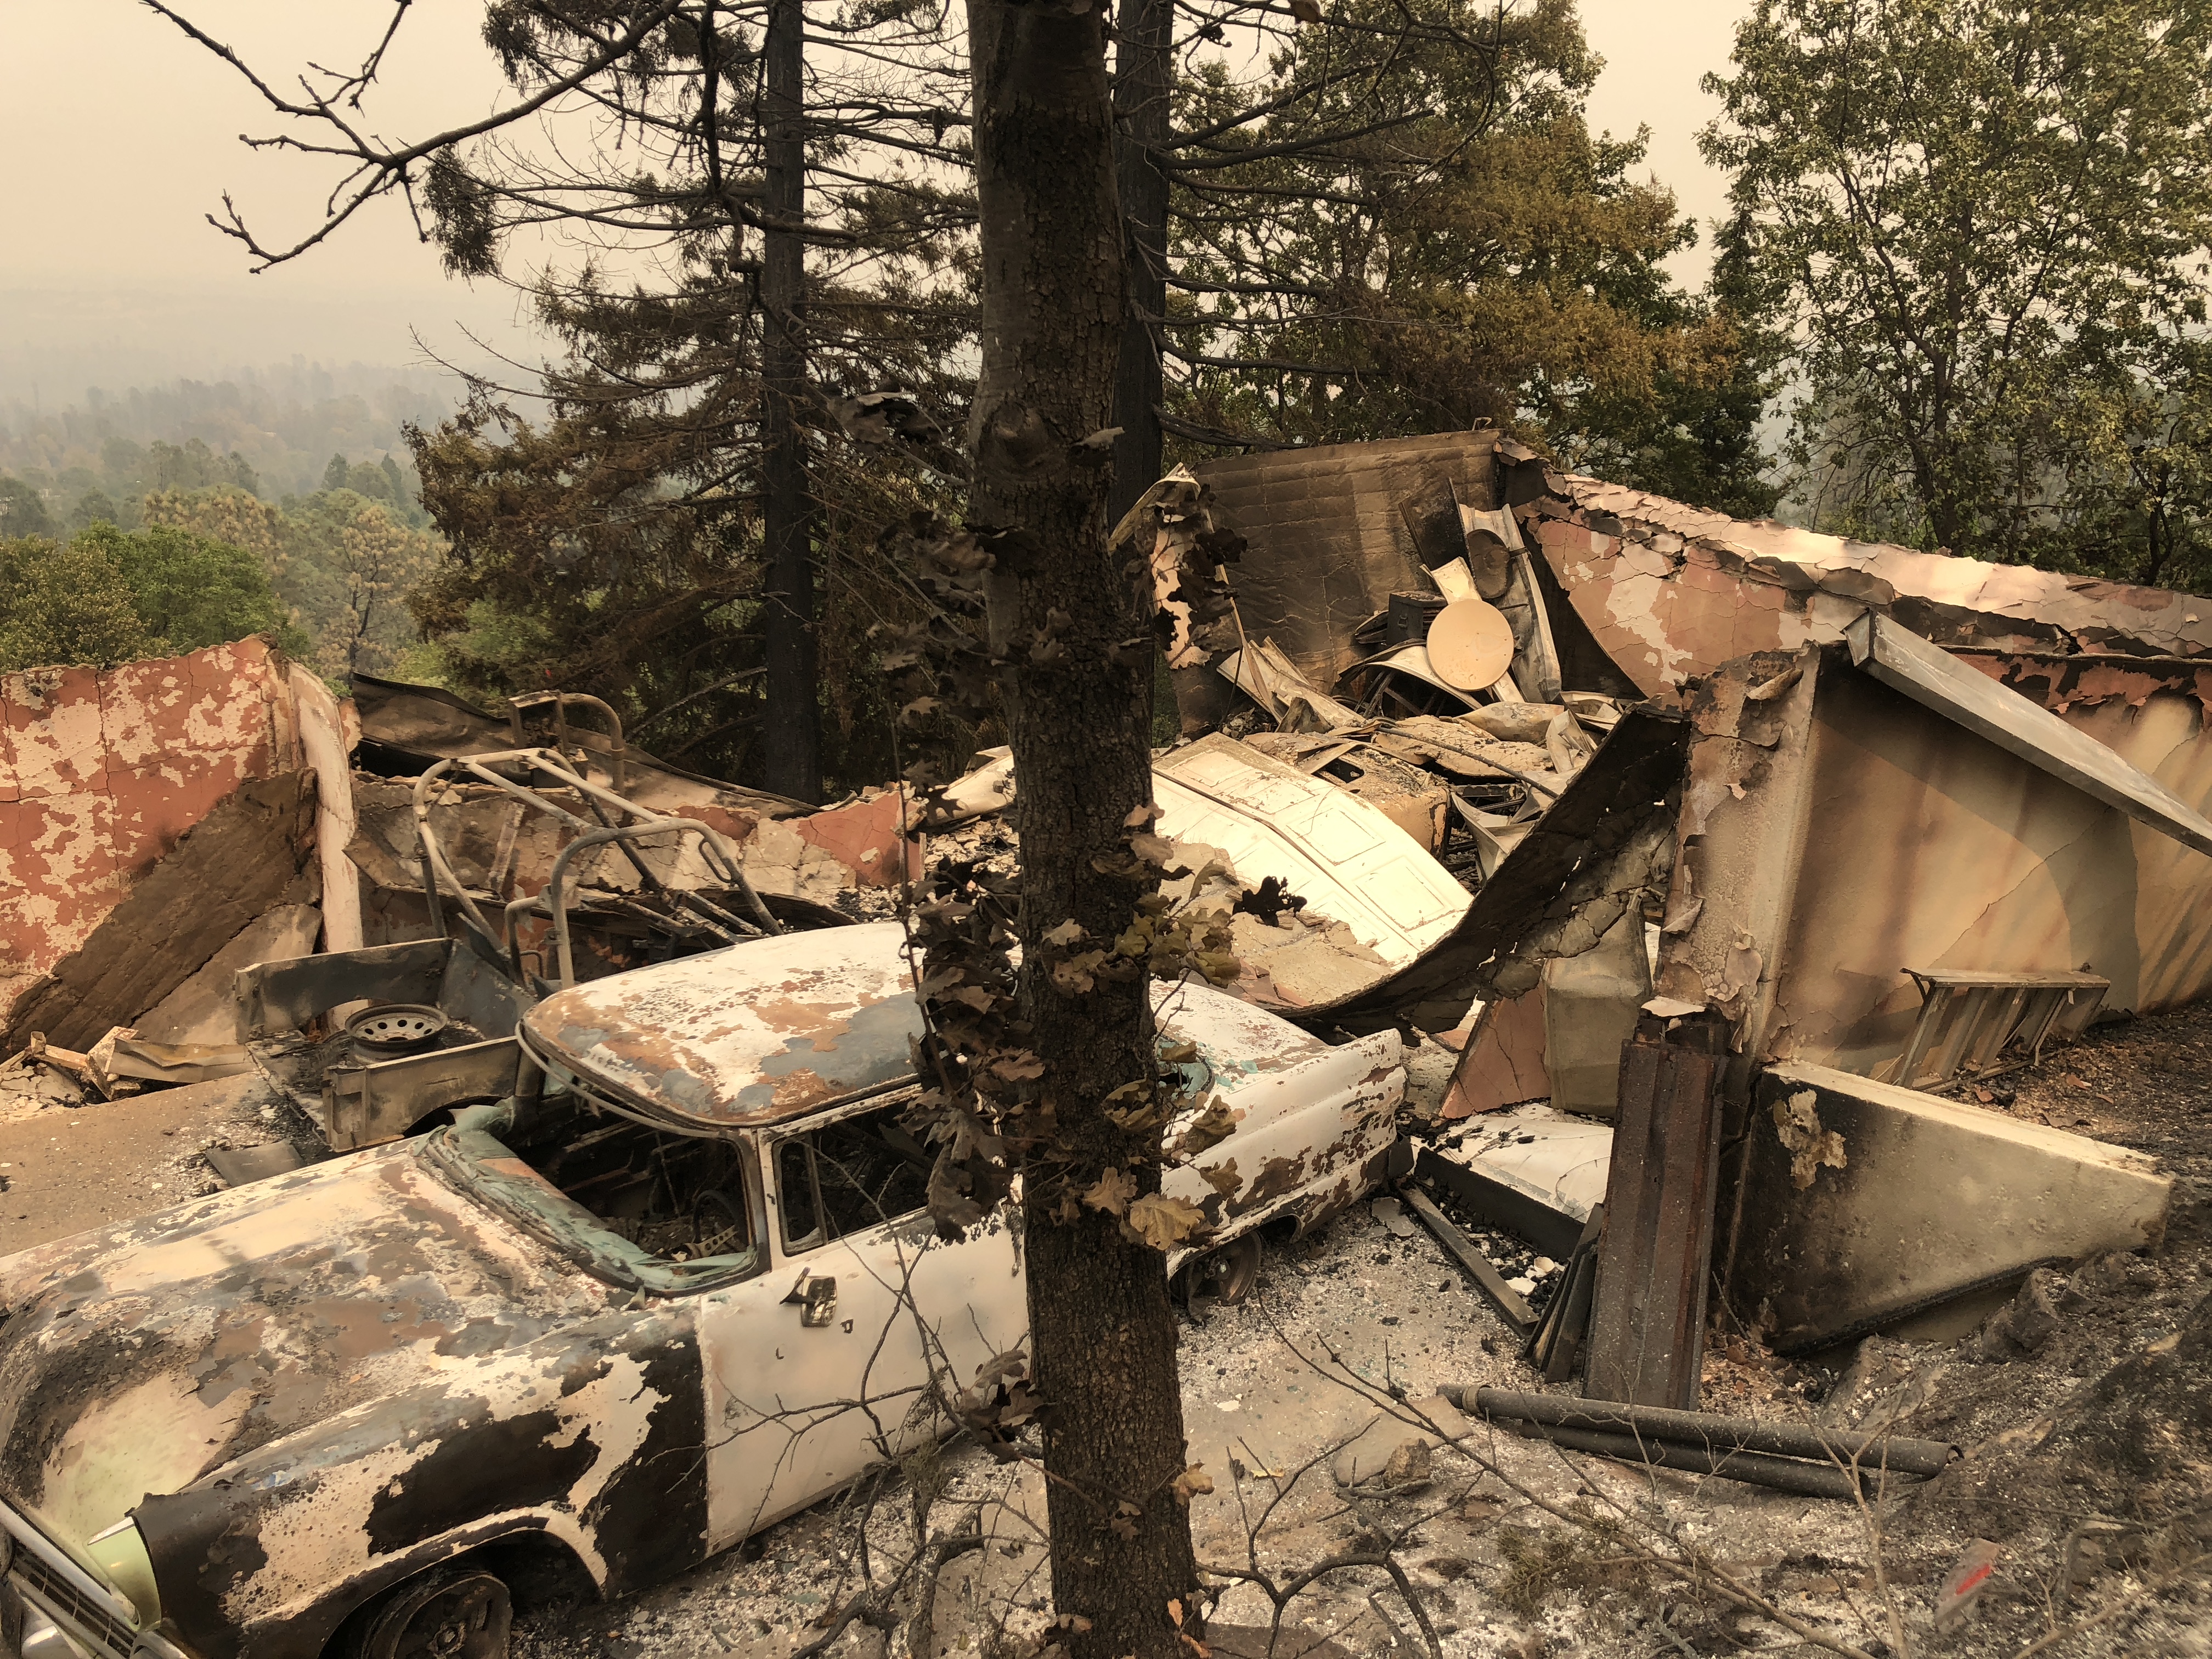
<box><xmin>1956</xmin><ymin>652</ymin><xmax>2212</xmax><ymax>1018</ymax></box>
<box><xmin>1325</xmin><ymin>704</ymin><xmax>1688</xmax><ymax>1035</ymax></box>
<box><xmin>1517</xmin><ymin>470</ymin><xmax>2212</xmax><ymax>696</ymax></box>
<box><xmin>1155</xmin><ymin>733</ymin><xmax>1471</xmax><ymax>1012</ymax></box>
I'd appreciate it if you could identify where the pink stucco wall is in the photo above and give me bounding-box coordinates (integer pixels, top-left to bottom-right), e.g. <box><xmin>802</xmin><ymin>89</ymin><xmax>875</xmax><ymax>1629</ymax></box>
<box><xmin>0</xmin><ymin>637</ymin><xmax>304</xmax><ymax>1009</ymax></box>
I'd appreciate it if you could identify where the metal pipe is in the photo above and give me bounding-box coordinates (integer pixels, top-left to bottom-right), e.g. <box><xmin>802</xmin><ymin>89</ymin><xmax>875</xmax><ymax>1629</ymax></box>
<box><xmin>410</xmin><ymin>748</ymin><xmax>781</xmax><ymax>956</ymax></box>
<box><xmin>530</xmin><ymin>753</ymin><xmax>780</xmax><ymax>933</ymax></box>
<box><xmin>543</xmin><ymin>822</ymin><xmax>761</xmax><ymax>985</ymax></box>
<box><xmin>410</xmin><ymin>759</ymin><xmax>498</xmax><ymax>940</ymax></box>
<box><xmin>1489</xmin><ymin>1420</ymin><xmax>1876</xmax><ymax>1501</ymax></box>
<box><xmin>417</xmin><ymin>847</ymin><xmax>447</xmax><ymax>938</ymax></box>
<box><xmin>535</xmin><ymin>760</ymin><xmax>778</xmax><ymax>934</ymax></box>
<box><xmin>451</xmin><ymin>753</ymin><xmax>596</xmax><ymax>830</ymax></box>
<box><xmin>1458</xmin><ymin>1387</ymin><xmax>1957</xmax><ymax>1479</ymax></box>
<box><xmin>509</xmin><ymin>691</ymin><xmax>630</xmax><ymax>792</ymax></box>
<box><xmin>503</xmin><ymin>894</ymin><xmax>551</xmax><ymax>982</ymax></box>
<box><xmin>546</xmin><ymin>827</ymin><xmax>636</xmax><ymax>986</ymax></box>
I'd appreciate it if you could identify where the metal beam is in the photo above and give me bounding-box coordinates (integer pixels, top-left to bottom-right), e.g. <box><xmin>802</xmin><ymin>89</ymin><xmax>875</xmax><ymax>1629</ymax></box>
<box><xmin>1847</xmin><ymin>611</ymin><xmax>2212</xmax><ymax>858</ymax></box>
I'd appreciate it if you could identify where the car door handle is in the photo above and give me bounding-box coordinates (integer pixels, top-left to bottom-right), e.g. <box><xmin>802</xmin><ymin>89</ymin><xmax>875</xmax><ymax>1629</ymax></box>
<box><xmin>781</xmin><ymin>1271</ymin><xmax>838</xmax><ymax>1327</ymax></box>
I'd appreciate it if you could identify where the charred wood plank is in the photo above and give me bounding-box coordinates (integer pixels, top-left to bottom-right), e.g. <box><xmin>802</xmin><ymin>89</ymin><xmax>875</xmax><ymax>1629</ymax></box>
<box><xmin>1585</xmin><ymin>1029</ymin><xmax>1725</xmax><ymax>1408</ymax></box>
<box><xmin>1400</xmin><ymin>1182</ymin><xmax>1533</xmax><ymax>1330</ymax></box>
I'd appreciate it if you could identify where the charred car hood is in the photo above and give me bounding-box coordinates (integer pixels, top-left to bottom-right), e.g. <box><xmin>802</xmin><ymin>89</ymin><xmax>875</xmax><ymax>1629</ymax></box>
<box><xmin>0</xmin><ymin>1141</ymin><xmax>611</xmax><ymax>1551</ymax></box>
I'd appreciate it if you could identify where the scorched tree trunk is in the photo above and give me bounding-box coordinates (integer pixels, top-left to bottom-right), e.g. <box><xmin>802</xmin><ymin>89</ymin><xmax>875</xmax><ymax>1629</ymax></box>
<box><xmin>968</xmin><ymin>0</ymin><xmax>1202</xmax><ymax>1654</ymax></box>
<box><xmin>759</xmin><ymin>0</ymin><xmax>823</xmax><ymax>803</ymax></box>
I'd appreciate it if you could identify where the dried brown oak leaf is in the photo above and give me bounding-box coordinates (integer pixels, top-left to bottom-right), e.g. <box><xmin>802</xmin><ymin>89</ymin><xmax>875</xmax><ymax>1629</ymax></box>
<box><xmin>1082</xmin><ymin>1165</ymin><xmax>1139</xmax><ymax>1217</ymax></box>
<box><xmin>1124</xmin><ymin>1192</ymin><xmax>1207</xmax><ymax>1251</ymax></box>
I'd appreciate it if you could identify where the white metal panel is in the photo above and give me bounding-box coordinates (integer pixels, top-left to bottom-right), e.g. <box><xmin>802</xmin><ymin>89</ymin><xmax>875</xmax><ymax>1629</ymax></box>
<box><xmin>1155</xmin><ymin>736</ymin><xmax>1472</xmax><ymax>969</ymax></box>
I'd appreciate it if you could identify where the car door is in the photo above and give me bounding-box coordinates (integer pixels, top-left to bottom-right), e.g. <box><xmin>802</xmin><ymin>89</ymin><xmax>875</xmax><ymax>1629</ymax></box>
<box><xmin>697</xmin><ymin>1097</ymin><xmax>1023</xmax><ymax>1550</ymax></box>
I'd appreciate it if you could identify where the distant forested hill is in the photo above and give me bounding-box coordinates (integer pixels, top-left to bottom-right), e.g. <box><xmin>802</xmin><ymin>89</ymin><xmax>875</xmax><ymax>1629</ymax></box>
<box><xmin>0</xmin><ymin>361</ymin><xmax>459</xmax><ymax>512</ymax></box>
<box><xmin>0</xmin><ymin>362</ymin><xmax>461</xmax><ymax>680</ymax></box>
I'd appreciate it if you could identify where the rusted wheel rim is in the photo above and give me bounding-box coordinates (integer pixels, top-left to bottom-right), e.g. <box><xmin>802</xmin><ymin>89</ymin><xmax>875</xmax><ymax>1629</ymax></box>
<box><xmin>1194</xmin><ymin>1233</ymin><xmax>1263</xmax><ymax>1307</ymax></box>
<box><xmin>345</xmin><ymin>1002</ymin><xmax>451</xmax><ymax>1054</ymax></box>
<box><xmin>365</xmin><ymin>1569</ymin><xmax>511</xmax><ymax>1659</ymax></box>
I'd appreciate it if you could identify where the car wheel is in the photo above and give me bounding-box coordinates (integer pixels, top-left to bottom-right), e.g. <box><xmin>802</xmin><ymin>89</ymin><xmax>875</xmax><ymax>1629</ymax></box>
<box><xmin>1189</xmin><ymin>1233</ymin><xmax>1263</xmax><ymax>1308</ymax></box>
<box><xmin>346</xmin><ymin>1565</ymin><xmax>512</xmax><ymax>1659</ymax></box>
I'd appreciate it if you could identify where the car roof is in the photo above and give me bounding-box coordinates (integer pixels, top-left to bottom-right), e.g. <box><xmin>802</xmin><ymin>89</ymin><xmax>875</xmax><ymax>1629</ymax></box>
<box><xmin>523</xmin><ymin>922</ymin><xmax>927</xmax><ymax>1130</ymax></box>
<box><xmin>521</xmin><ymin>920</ymin><xmax>1340</xmax><ymax>1133</ymax></box>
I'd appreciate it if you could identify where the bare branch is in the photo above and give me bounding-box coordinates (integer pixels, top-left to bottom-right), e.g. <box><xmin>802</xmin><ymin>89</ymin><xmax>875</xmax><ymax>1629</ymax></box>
<box><xmin>138</xmin><ymin>0</ymin><xmax>690</xmax><ymax>268</ymax></box>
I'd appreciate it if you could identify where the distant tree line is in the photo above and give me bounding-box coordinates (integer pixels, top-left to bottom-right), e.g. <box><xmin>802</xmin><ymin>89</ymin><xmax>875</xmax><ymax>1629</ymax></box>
<box><xmin>0</xmin><ymin>363</ymin><xmax>454</xmax><ymax>505</ymax></box>
<box><xmin>0</xmin><ymin>466</ymin><xmax>438</xmax><ymax>680</ymax></box>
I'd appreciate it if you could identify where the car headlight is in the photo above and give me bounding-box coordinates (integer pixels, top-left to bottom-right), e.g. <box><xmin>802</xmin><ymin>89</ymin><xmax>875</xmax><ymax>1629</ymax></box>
<box><xmin>84</xmin><ymin>1522</ymin><xmax>157</xmax><ymax>1629</ymax></box>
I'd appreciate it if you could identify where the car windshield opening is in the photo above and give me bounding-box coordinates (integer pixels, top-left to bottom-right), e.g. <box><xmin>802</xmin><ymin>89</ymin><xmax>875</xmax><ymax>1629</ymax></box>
<box><xmin>428</xmin><ymin>1094</ymin><xmax>760</xmax><ymax>1294</ymax></box>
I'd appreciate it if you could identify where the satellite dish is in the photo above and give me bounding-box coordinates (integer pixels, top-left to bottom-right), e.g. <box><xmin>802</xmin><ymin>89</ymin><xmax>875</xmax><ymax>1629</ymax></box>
<box><xmin>1425</xmin><ymin>599</ymin><xmax>1516</xmax><ymax>691</ymax></box>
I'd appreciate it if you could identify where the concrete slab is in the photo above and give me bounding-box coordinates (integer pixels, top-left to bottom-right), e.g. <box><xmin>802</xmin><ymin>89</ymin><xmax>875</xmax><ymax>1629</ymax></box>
<box><xmin>0</xmin><ymin>1073</ymin><xmax>281</xmax><ymax>1256</ymax></box>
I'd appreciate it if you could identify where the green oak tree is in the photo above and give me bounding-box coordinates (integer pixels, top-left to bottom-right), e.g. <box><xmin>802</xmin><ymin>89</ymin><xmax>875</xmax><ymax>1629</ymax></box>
<box><xmin>0</xmin><ymin>535</ymin><xmax>159</xmax><ymax>671</ymax></box>
<box><xmin>1703</xmin><ymin>0</ymin><xmax>2212</xmax><ymax>561</ymax></box>
<box><xmin>74</xmin><ymin>522</ymin><xmax>303</xmax><ymax>657</ymax></box>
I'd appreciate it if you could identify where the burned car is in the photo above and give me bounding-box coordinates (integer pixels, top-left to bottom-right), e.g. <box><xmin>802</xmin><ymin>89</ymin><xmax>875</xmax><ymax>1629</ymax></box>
<box><xmin>0</xmin><ymin>923</ymin><xmax>1402</xmax><ymax>1659</ymax></box>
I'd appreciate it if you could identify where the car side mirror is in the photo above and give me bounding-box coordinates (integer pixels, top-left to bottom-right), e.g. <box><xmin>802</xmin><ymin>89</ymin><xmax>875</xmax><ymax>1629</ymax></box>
<box><xmin>782</xmin><ymin>1270</ymin><xmax>838</xmax><ymax>1327</ymax></box>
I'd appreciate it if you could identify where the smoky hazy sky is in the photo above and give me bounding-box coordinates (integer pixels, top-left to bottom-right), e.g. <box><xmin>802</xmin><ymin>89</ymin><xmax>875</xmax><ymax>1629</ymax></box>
<box><xmin>0</xmin><ymin>0</ymin><xmax>1750</xmax><ymax>407</ymax></box>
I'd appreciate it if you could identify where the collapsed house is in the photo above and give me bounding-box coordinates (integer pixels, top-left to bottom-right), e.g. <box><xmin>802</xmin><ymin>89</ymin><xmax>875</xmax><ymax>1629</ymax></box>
<box><xmin>2</xmin><ymin>426</ymin><xmax>2205</xmax><ymax>1419</ymax></box>
<box><xmin>1146</xmin><ymin>430</ymin><xmax>2201</xmax><ymax>1404</ymax></box>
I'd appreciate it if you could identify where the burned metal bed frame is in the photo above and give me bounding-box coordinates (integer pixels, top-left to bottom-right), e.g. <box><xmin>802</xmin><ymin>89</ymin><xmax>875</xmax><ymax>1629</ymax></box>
<box><xmin>411</xmin><ymin>745</ymin><xmax>783</xmax><ymax>989</ymax></box>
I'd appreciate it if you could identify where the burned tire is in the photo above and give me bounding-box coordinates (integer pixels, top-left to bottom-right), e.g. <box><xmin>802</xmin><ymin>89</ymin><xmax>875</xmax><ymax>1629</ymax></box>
<box><xmin>343</xmin><ymin>1564</ymin><xmax>512</xmax><ymax>1659</ymax></box>
<box><xmin>1187</xmin><ymin>1233</ymin><xmax>1263</xmax><ymax>1307</ymax></box>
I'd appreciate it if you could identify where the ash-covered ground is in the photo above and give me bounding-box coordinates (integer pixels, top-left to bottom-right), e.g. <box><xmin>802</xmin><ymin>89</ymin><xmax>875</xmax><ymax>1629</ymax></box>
<box><xmin>501</xmin><ymin>1007</ymin><xmax>2212</xmax><ymax>1659</ymax></box>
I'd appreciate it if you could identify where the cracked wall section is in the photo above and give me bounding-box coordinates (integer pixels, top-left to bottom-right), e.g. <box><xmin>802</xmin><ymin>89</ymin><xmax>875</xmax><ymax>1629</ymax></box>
<box><xmin>0</xmin><ymin>637</ymin><xmax>301</xmax><ymax>1012</ymax></box>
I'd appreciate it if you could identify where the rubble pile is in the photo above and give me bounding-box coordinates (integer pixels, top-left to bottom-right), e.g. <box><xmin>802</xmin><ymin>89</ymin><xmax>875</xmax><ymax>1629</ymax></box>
<box><xmin>3</xmin><ymin>428</ymin><xmax>2212</xmax><ymax>1659</ymax></box>
<box><xmin>495</xmin><ymin>1001</ymin><xmax>2212</xmax><ymax>1659</ymax></box>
